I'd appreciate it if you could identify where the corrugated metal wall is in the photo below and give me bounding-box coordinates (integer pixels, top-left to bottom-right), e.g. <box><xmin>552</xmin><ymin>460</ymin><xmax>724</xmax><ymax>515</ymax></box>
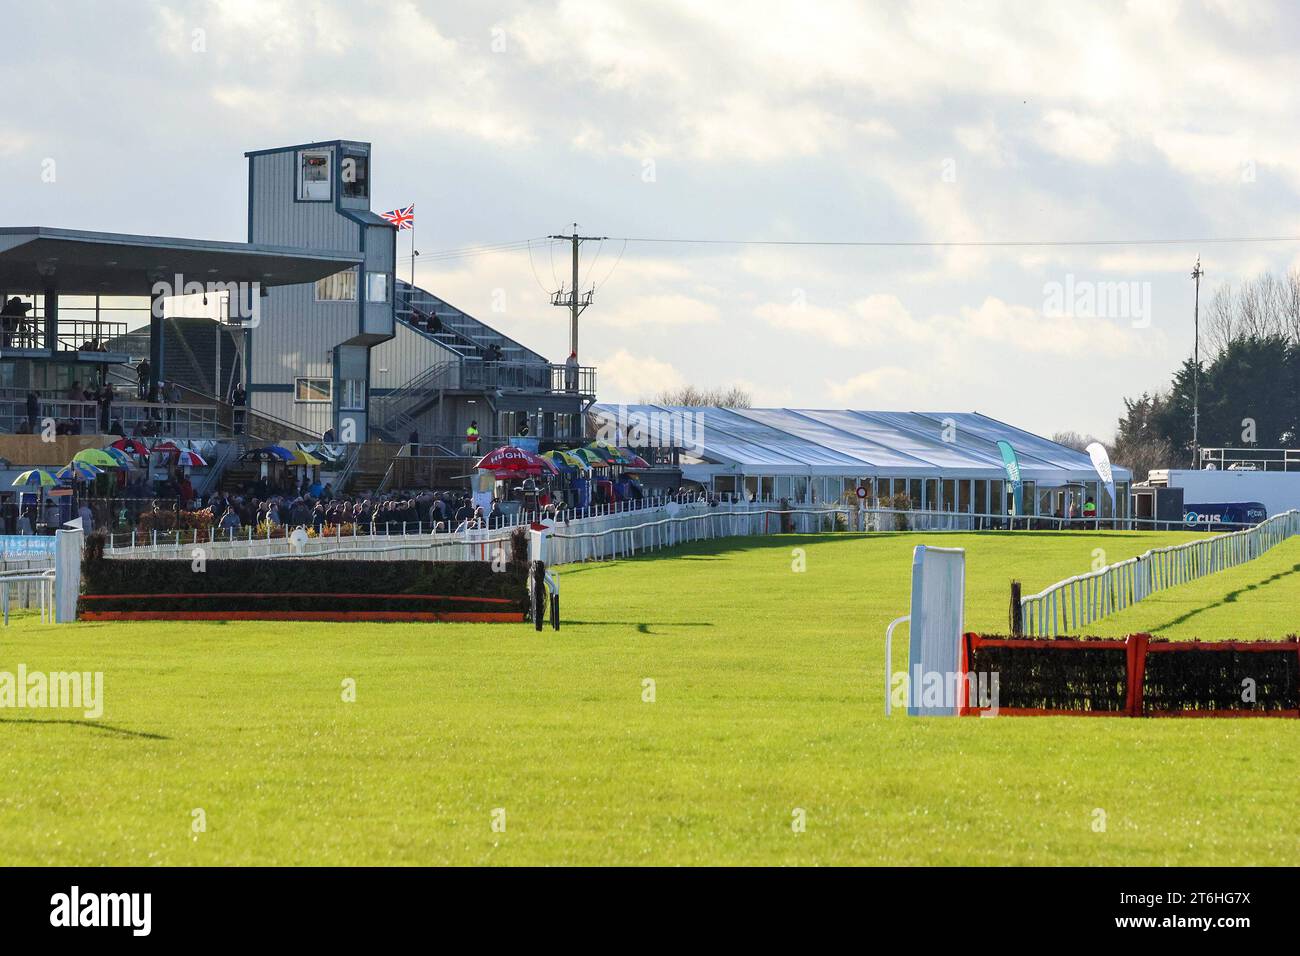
<box><xmin>249</xmin><ymin>149</ymin><xmax>358</xmax><ymax>250</ymax></box>
<box><xmin>370</xmin><ymin>322</ymin><xmax>458</xmax><ymax>390</ymax></box>
<box><xmin>251</xmin><ymin>283</ymin><xmax>357</xmax><ymax>383</ymax></box>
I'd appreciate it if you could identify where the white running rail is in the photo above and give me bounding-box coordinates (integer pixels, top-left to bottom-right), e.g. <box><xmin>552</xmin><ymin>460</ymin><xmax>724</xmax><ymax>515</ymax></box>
<box><xmin>0</xmin><ymin>568</ymin><xmax>57</xmax><ymax>625</ymax></box>
<box><xmin>100</xmin><ymin>500</ymin><xmax>851</xmax><ymax>564</ymax></box>
<box><xmin>1020</xmin><ymin>509</ymin><xmax>1300</xmax><ymax>636</ymax></box>
<box><xmin>546</xmin><ymin>505</ymin><xmax>851</xmax><ymax>565</ymax></box>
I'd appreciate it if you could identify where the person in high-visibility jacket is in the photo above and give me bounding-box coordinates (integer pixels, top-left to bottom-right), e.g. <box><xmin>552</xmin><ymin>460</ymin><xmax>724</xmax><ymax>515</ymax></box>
<box><xmin>466</xmin><ymin>420</ymin><xmax>480</xmax><ymax>445</ymax></box>
<box><xmin>1083</xmin><ymin>498</ymin><xmax>1097</xmax><ymax>519</ymax></box>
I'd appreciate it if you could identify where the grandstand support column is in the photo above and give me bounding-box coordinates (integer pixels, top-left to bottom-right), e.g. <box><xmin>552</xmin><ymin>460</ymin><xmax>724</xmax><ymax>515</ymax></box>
<box><xmin>149</xmin><ymin>287</ymin><xmax>165</xmax><ymax>396</ymax></box>
<box><xmin>43</xmin><ymin>288</ymin><xmax>57</xmax><ymax>352</ymax></box>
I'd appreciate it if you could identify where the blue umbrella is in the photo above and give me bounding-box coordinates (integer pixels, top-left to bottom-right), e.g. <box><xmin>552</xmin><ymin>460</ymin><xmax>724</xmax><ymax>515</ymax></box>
<box><xmin>56</xmin><ymin>461</ymin><xmax>101</xmax><ymax>482</ymax></box>
<box><xmin>242</xmin><ymin>445</ymin><xmax>295</xmax><ymax>462</ymax></box>
<box><xmin>12</xmin><ymin>469</ymin><xmax>56</xmax><ymax>488</ymax></box>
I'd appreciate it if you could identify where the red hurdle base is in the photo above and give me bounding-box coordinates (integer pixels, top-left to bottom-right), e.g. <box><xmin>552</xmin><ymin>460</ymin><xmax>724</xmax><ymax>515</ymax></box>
<box><xmin>81</xmin><ymin>610</ymin><xmax>525</xmax><ymax>623</ymax></box>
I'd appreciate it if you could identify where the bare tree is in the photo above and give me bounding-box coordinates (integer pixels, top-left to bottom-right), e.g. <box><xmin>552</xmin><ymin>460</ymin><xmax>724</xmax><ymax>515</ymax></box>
<box><xmin>1112</xmin><ymin>433</ymin><xmax>1175</xmax><ymax>483</ymax></box>
<box><xmin>1203</xmin><ymin>268</ymin><xmax>1300</xmax><ymax>358</ymax></box>
<box><xmin>644</xmin><ymin>385</ymin><xmax>753</xmax><ymax>408</ymax></box>
<box><xmin>1204</xmin><ymin>284</ymin><xmax>1238</xmax><ymax>356</ymax></box>
<box><xmin>1050</xmin><ymin>431</ymin><xmax>1101</xmax><ymax>453</ymax></box>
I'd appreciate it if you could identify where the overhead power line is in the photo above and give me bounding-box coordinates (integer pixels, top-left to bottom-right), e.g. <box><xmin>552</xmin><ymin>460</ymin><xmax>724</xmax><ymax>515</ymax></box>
<box><xmin>606</xmin><ymin>234</ymin><xmax>1300</xmax><ymax>248</ymax></box>
<box><xmin>402</xmin><ymin>232</ymin><xmax>1300</xmax><ymax>264</ymax></box>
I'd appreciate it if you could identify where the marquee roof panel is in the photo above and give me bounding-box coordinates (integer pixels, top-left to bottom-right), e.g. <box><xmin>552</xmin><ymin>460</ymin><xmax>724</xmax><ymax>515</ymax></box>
<box><xmin>592</xmin><ymin>404</ymin><xmax>1131</xmax><ymax>483</ymax></box>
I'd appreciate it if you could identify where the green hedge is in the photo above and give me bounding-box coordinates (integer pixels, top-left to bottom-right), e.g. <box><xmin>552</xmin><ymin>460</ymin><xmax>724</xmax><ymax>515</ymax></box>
<box><xmin>969</xmin><ymin>634</ymin><xmax>1300</xmax><ymax>714</ymax></box>
<box><xmin>79</xmin><ymin>533</ymin><xmax>529</xmax><ymax>616</ymax></box>
<box><xmin>1143</xmin><ymin>639</ymin><xmax>1299</xmax><ymax>713</ymax></box>
<box><xmin>967</xmin><ymin>637</ymin><xmax>1129</xmax><ymax>712</ymax></box>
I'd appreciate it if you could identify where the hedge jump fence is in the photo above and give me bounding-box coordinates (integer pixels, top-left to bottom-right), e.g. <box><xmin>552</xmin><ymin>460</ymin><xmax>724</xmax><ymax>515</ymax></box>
<box><xmin>78</xmin><ymin>532</ymin><xmax>532</xmax><ymax>623</ymax></box>
<box><xmin>961</xmin><ymin>632</ymin><xmax>1300</xmax><ymax>717</ymax></box>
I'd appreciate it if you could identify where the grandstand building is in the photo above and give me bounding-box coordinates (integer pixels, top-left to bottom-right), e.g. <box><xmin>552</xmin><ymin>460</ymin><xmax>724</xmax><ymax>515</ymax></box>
<box><xmin>594</xmin><ymin>404</ymin><xmax>1133</xmax><ymax>520</ymax></box>
<box><xmin>0</xmin><ymin>138</ymin><xmax>594</xmax><ymax>488</ymax></box>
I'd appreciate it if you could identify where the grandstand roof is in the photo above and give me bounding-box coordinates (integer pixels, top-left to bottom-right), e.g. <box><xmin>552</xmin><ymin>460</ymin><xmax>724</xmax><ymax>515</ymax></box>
<box><xmin>0</xmin><ymin>226</ymin><xmax>362</xmax><ymax>294</ymax></box>
<box><xmin>592</xmin><ymin>404</ymin><xmax>1131</xmax><ymax>484</ymax></box>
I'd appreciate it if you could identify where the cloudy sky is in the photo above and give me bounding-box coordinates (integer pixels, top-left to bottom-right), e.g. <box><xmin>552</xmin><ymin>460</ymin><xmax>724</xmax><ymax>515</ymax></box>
<box><xmin>5</xmin><ymin>0</ymin><xmax>1300</xmax><ymax>437</ymax></box>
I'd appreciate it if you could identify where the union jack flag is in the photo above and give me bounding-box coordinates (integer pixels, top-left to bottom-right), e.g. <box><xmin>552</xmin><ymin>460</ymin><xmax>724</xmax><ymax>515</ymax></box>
<box><xmin>380</xmin><ymin>204</ymin><xmax>415</xmax><ymax>230</ymax></box>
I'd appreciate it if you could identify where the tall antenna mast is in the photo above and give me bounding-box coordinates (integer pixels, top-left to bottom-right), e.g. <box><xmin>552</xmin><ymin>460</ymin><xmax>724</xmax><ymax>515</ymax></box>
<box><xmin>1191</xmin><ymin>256</ymin><xmax>1203</xmax><ymax>468</ymax></box>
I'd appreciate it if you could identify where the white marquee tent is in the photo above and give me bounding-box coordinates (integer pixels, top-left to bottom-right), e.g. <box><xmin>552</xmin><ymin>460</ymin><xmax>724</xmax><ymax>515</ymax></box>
<box><xmin>592</xmin><ymin>404</ymin><xmax>1131</xmax><ymax>520</ymax></box>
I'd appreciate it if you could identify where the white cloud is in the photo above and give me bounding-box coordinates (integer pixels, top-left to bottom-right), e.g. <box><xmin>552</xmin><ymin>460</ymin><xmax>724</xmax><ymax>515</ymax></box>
<box><xmin>827</xmin><ymin>367</ymin><xmax>915</xmax><ymax>402</ymax></box>
<box><xmin>1033</xmin><ymin>110</ymin><xmax>1121</xmax><ymax>166</ymax></box>
<box><xmin>600</xmin><ymin>293</ymin><xmax>721</xmax><ymax>328</ymax></box>
<box><xmin>954</xmin><ymin>297</ymin><xmax>1141</xmax><ymax>357</ymax></box>
<box><xmin>592</xmin><ymin>348</ymin><xmax>685</xmax><ymax>402</ymax></box>
<box><xmin>757</xmin><ymin>300</ymin><xmax>865</xmax><ymax>347</ymax></box>
<box><xmin>955</xmin><ymin>121</ymin><xmax>1017</xmax><ymax>167</ymax></box>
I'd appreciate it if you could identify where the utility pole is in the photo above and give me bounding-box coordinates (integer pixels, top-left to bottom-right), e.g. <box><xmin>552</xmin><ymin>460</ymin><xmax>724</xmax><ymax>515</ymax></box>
<box><xmin>547</xmin><ymin>224</ymin><xmax>605</xmax><ymax>359</ymax></box>
<box><xmin>1191</xmin><ymin>256</ymin><xmax>1203</xmax><ymax>469</ymax></box>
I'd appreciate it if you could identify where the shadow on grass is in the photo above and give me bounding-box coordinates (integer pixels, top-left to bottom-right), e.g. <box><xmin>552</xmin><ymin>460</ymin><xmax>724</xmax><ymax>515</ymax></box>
<box><xmin>565</xmin><ymin>620</ymin><xmax>714</xmax><ymax>629</ymax></box>
<box><xmin>1147</xmin><ymin>562</ymin><xmax>1300</xmax><ymax>633</ymax></box>
<box><xmin>556</xmin><ymin>533</ymin><xmax>887</xmax><ymax>569</ymax></box>
<box><xmin>0</xmin><ymin>718</ymin><xmax>170</xmax><ymax>740</ymax></box>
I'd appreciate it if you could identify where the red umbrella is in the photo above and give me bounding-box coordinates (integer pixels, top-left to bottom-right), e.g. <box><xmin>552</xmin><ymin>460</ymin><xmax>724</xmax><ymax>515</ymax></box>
<box><xmin>110</xmin><ymin>438</ymin><xmax>150</xmax><ymax>456</ymax></box>
<box><xmin>474</xmin><ymin>445</ymin><xmax>553</xmax><ymax>475</ymax></box>
<box><xmin>150</xmin><ymin>440</ymin><xmax>181</xmax><ymax>454</ymax></box>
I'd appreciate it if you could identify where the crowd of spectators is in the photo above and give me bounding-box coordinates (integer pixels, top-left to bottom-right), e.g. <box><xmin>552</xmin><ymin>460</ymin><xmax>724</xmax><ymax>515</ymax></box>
<box><xmin>14</xmin><ymin>374</ymin><xmax>190</xmax><ymax>438</ymax></box>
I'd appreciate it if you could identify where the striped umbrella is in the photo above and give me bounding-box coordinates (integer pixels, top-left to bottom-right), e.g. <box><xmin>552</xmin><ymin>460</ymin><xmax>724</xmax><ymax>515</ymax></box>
<box><xmin>570</xmin><ymin>447</ymin><xmax>608</xmax><ymax>468</ymax></box>
<box><xmin>102</xmin><ymin>446</ymin><xmax>133</xmax><ymax>466</ymax></box>
<box><xmin>588</xmin><ymin>439</ymin><xmax>631</xmax><ymax>464</ymax></box>
<box><xmin>73</xmin><ymin>448</ymin><xmax>121</xmax><ymax>468</ymax></box>
<box><xmin>176</xmin><ymin>450</ymin><xmax>207</xmax><ymax>468</ymax></box>
<box><xmin>56</xmin><ymin>461</ymin><xmax>101</xmax><ymax>482</ymax></box>
<box><xmin>12</xmin><ymin>469</ymin><xmax>56</xmax><ymax>488</ymax></box>
<box><xmin>542</xmin><ymin>449</ymin><xmax>585</xmax><ymax>473</ymax></box>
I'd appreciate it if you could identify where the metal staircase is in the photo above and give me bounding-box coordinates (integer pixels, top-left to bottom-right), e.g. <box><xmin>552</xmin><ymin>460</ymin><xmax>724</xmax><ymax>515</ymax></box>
<box><xmin>371</xmin><ymin>359</ymin><xmax>461</xmax><ymax>439</ymax></box>
<box><xmin>374</xmin><ymin>281</ymin><xmax>556</xmax><ymax>441</ymax></box>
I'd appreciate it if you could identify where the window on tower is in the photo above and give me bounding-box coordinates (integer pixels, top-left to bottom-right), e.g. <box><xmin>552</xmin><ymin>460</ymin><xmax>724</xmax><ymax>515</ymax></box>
<box><xmin>341</xmin><ymin>153</ymin><xmax>368</xmax><ymax>199</ymax></box>
<box><xmin>298</xmin><ymin>149</ymin><xmax>332</xmax><ymax>201</ymax></box>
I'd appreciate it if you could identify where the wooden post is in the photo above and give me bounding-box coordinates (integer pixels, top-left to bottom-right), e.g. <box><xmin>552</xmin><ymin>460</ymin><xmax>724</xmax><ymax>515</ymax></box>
<box><xmin>1009</xmin><ymin>580</ymin><xmax>1023</xmax><ymax>636</ymax></box>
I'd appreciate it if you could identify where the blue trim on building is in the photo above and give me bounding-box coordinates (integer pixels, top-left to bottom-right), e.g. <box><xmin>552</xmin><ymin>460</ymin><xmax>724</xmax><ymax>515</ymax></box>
<box><xmin>245</xmin><ymin>160</ymin><xmax>255</xmax><ymax>394</ymax></box>
<box><xmin>244</xmin><ymin>139</ymin><xmax>369</xmax><ymax>159</ymax></box>
<box><xmin>331</xmin><ymin>346</ymin><xmax>341</xmax><ymax>435</ymax></box>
